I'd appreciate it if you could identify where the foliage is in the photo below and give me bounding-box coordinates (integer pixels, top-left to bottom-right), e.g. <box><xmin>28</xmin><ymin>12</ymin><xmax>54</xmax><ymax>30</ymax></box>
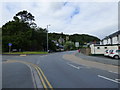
<box><xmin>2</xmin><ymin>10</ymin><xmax>48</xmax><ymax>52</ymax></box>
<box><xmin>3</xmin><ymin>51</ymin><xmax>48</xmax><ymax>54</ymax></box>
<box><xmin>49</xmin><ymin>33</ymin><xmax>100</xmax><ymax>45</ymax></box>
<box><xmin>2</xmin><ymin>10</ymin><xmax>100</xmax><ymax>52</ymax></box>
<box><xmin>64</xmin><ymin>41</ymin><xmax>75</xmax><ymax>50</ymax></box>
<box><xmin>69</xmin><ymin>34</ymin><xmax>100</xmax><ymax>45</ymax></box>
<box><xmin>48</xmin><ymin>39</ymin><xmax>57</xmax><ymax>51</ymax></box>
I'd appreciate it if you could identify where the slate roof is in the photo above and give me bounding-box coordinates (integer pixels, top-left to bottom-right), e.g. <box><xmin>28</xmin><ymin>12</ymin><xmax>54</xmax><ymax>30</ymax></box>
<box><xmin>102</xmin><ymin>30</ymin><xmax>120</xmax><ymax>40</ymax></box>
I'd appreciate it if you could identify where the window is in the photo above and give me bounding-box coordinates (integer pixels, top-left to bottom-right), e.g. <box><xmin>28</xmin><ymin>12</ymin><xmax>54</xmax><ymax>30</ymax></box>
<box><xmin>104</xmin><ymin>47</ymin><xmax>107</xmax><ymax>49</ymax></box>
<box><xmin>97</xmin><ymin>47</ymin><xmax>100</xmax><ymax>49</ymax></box>
<box><xmin>116</xmin><ymin>50</ymin><xmax>120</xmax><ymax>52</ymax></box>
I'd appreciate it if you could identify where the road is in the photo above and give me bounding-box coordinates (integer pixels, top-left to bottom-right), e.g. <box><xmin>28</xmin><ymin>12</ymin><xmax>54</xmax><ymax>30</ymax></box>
<box><xmin>3</xmin><ymin>62</ymin><xmax>34</xmax><ymax>88</ymax></box>
<box><xmin>2</xmin><ymin>51</ymin><xmax>120</xmax><ymax>89</ymax></box>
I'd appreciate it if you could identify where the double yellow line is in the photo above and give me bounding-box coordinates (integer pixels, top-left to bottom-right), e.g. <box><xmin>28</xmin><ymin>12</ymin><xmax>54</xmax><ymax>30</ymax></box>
<box><xmin>31</xmin><ymin>63</ymin><xmax>53</xmax><ymax>90</ymax></box>
<box><xmin>3</xmin><ymin>60</ymin><xmax>53</xmax><ymax>90</ymax></box>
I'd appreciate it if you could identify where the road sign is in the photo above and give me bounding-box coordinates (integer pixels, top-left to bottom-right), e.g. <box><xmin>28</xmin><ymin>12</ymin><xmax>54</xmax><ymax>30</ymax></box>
<box><xmin>8</xmin><ymin>43</ymin><xmax>12</xmax><ymax>53</ymax></box>
<box><xmin>8</xmin><ymin>43</ymin><xmax>12</xmax><ymax>47</ymax></box>
<box><xmin>75</xmin><ymin>42</ymin><xmax>79</xmax><ymax>47</ymax></box>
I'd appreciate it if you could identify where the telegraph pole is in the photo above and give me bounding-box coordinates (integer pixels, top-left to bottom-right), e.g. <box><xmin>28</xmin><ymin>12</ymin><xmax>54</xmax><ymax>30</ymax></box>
<box><xmin>46</xmin><ymin>25</ymin><xmax>50</xmax><ymax>52</ymax></box>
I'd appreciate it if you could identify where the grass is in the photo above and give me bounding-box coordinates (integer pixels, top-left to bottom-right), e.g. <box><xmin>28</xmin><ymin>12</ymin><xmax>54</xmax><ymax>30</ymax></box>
<box><xmin>3</xmin><ymin>51</ymin><xmax>48</xmax><ymax>54</ymax></box>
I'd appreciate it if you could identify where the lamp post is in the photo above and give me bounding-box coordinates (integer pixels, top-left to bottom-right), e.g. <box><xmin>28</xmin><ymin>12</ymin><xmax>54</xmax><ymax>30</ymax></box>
<box><xmin>46</xmin><ymin>24</ymin><xmax>50</xmax><ymax>52</ymax></box>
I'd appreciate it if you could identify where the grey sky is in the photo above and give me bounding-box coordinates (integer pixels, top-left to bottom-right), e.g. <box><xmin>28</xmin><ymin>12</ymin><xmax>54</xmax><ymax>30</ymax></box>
<box><xmin>1</xmin><ymin>0</ymin><xmax>118</xmax><ymax>39</ymax></box>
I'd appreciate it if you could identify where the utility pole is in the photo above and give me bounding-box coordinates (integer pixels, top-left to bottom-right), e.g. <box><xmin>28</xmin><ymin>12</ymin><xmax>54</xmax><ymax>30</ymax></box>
<box><xmin>46</xmin><ymin>25</ymin><xmax>50</xmax><ymax>52</ymax></box>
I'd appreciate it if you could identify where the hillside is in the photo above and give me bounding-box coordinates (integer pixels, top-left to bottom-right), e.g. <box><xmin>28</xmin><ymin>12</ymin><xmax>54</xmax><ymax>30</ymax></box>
<box><xmin>49</xmin><ymin>33</ymin><xmax>100</xmax><ymax>45</ymax></box>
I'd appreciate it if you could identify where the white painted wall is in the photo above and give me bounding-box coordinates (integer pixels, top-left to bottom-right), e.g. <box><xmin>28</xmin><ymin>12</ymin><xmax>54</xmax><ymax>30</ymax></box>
<box><xmin>118</xmin><ymin>35</ymin><xmax>120</xmax><ymax>44</ymax></box>
<box><xmin>100</xmin><ymin>41</ymin><xmax>102</xmax><ymax>45</ymax></box>
<box><xmin>90</xmin><ymin>44</ymin><xmax>95</xmax><ymax>54</ymax></box>
<box><xmin>108</xmin><ymin>38</ymin><xmax>111</xmax><ymax>44</ymax></box>
<box><xmin>94</xmin><ymin>46</ymin><xmax>106</xmax><ymax>54</ymax></box>
<box><xmin>103</xmin><ymin>39</ymin><xmax>107</xmax><ymax>45</ymax></box>
<box><xmin>90</xmin><ymin>44</ymin><xmax>118</xmax><ymax>54</ymax></box>
<box><xmin>101</xmin><ymin>33</ymin><xmax>120</xmax><ymax>45</ymax></box>
<box><xmin>112</xmin><ymin>36</ymin><xmax>118</xmax><ymax>44</ymax></box>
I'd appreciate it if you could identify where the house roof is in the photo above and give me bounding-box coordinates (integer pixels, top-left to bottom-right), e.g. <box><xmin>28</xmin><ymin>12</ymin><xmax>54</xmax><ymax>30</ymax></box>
<box><xmin>102</xmin><ymin>30</ymin><xmax>120</xmax><ymax>40</ymax></box>
<box><xmin>94</xmin><ymin>44</ymin><xmax>120</xmax><ymax>46</ymax></box>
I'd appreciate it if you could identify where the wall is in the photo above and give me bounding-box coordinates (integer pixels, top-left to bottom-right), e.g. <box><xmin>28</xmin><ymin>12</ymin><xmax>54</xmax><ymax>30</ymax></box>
<box><xmin>80</xmin><ymin>48</ymin><xmax>91</xmax><ymax>55</ymax></box>
<box><xmin>100</xmin><ymin>41</ymin><xmax>102</xmax><ymax>45</ymax></box>
<box><xmin>119</xmin><ymin>35</ymin><xmax>120</xmax><ymax>44</ymax></box>
<box><xmin>103</xmin><ymin>39</ymin><xmax>107</xmax><ymax>45</ymax></box>
<box><xmin>112</xmin><ymin>36</ymin><xmax>118</xmax><ymax>44</ymax></box>
<box><xmin>90</xmin><ymin>44</ymin><xmax>119</xmax><ymax>54</ymax></box>
<box><xmin>108</xmin><ymin>38</ymin><xmax>111</xmax><ymax>44</ymax></box>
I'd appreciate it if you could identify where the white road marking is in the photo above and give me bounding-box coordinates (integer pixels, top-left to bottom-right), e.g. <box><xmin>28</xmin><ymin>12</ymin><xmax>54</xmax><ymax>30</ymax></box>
<box><xmin>20</xmin><ymin>54</ymin><xmax>26</xmax><ymax>56</ymax></box>
<box><xmin>67</xmin><ymin>62</ymin><xmax>91</xmax><ymax>69</ymax></box>
<box><xmin>98</xmin><ymin>75</ymin><xmax>120</xmax><ymax>84</ymax></box>
<box><xmin>67</xmin><ymin>63</ymin><xmax>80</xmax><ymax>69</ymax></box>
<box><xmin>115</xmin><ymin>79</ymin><xmax>120</xmax><ymax>81</ymax></box>
<box><xmin>40</xmin><ymin>55</ymin><xmax>48</xmax><ymax>57</ymax></box>
<box><xmin>108</xmin><ymin>70</ymin><xmax>118</xmax><ymax>74</ymax></box>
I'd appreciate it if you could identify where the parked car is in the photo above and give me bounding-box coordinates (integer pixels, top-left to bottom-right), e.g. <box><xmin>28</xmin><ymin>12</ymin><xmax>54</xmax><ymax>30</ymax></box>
<box><xmin>12</xmin><ymin>49</ymin><xmax>17</xmax><ymax>52</ymax></box>
<box><xmin>104</xmin><ymin>50</ymin><xmax>109</xmax><ymax>57</ymax></box>
<box><xmin>109</xmin><ymin>50</ymin><xmax>120</xmax><ymax>59</ymax></box>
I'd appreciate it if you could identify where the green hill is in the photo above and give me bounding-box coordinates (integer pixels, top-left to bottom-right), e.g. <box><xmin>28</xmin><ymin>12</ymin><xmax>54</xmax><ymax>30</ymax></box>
<box><xmin>49</xmin><ymin>33</ymin><xmax>100</xmax><ymax>45</ymax></box>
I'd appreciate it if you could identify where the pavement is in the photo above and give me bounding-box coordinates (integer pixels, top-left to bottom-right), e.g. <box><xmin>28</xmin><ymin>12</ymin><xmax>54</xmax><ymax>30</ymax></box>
<box><xmin>2</xmin><ymin>51</ymin><xmax>120</xmax><ymax>89</ymax></box>
<box><xmin>63</xmin><ymin>53</ymin><xmax>119</xmax><ymax>74</ymax></box>
<box><xmin>75</xmin><ymin>52</ymin><xmax>120</xmax><ymax>66</ymax></box>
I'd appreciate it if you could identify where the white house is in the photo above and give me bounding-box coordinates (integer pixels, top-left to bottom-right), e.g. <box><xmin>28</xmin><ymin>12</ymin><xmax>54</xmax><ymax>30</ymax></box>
<box><xmin>90</xmin><ymin>30</ymin><xmax>120</xmax><ymax>54</ymax></box>
<box><xmin>100</xmin><ymin>30</ymin><xmax>120</xmax><ymax>45</ymax></box>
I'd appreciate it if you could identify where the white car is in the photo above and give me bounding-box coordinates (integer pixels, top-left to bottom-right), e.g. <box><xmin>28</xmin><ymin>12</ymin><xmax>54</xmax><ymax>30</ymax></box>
<box><xmin>109</xmin><ymin>50</ymin><xmax>120</xmax><ymax>59</ymax></box>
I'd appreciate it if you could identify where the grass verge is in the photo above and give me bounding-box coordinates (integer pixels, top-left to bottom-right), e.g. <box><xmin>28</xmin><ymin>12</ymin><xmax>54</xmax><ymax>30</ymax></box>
<box><xmin>3</xmin><ymin>51</ymin><xmax>48</xmax><ymax>54</ymax></box>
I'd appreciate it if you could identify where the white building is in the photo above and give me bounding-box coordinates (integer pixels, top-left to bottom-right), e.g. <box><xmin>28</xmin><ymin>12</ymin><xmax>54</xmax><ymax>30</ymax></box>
<box><xmin>100</xmin><ymin>31</ymin><xmax>120</xmax><ymax>45</ymax></box>
<box><xmin>90</xmin><ymin>44</ymin><xmax>119</xmax><ymax>54</ymax></box>
<box><xmin>90</xmin><ymin>30</ymin><xmax>120</xmax><ymax>54</ymax></box>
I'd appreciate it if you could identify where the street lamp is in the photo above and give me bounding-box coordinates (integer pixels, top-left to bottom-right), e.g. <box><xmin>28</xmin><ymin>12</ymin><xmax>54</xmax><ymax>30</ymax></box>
<box><xmin>46</xmin><ymin>24</ymin><xmax>51</xmax><ymax>52</ymax></box>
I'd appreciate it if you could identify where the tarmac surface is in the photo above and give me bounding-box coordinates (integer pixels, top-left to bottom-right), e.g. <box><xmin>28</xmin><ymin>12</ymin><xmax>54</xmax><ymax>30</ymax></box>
<box><xmin>2</xmin><ymin>51</ymin><xmax>120</xmax><ymax>89</ymax></box>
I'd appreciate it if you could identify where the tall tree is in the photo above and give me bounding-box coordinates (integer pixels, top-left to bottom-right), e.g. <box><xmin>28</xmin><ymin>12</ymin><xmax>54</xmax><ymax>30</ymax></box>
<box><xmin>2</xmin><ymin>10</ymin><xmax>36</xmax><ymax>52</ymax></box>
<box><xmin>16</xmin><ymin>10</ymin><xmax>35</xmax><ymax>23</ymax></box>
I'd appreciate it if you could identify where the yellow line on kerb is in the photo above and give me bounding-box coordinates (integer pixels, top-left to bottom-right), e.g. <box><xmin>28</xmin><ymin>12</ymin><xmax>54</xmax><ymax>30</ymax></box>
<box><xmin>36</xmin><ymin>65</ymin><xmax>54</xmax><ymax>90</ymax></box>
<box><xmin>3</xmin><ymin>60</ymin><xmax>53</xmax><ymax>90</ymax></box>
<box><xmin>33</xmin><ymin>65</ymin><xmax>48</xmax><ymax>90</ymax></box>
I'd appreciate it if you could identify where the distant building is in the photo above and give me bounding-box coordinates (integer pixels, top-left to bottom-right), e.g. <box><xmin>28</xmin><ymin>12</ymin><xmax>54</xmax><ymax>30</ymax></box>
<box><xmin>66</xmin><ymin>36</ymin><xmax>69</xmax><ymax>41</ymax></box>
<box><xmin>51</xmin><ymin>40</ymin><xmax>64</xmax><ymax>51</ymax></box>
<box><xmin>58</xmin><ymin>36</ymin><xmax>65</xmax><ymax>44</ymax></box>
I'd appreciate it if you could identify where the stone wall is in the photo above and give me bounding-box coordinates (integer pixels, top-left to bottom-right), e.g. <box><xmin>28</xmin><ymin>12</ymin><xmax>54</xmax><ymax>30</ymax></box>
<box><xmin>80</xmin><ymin>48</ymin><xmax>91</xmax><ymax>55</ymax></box>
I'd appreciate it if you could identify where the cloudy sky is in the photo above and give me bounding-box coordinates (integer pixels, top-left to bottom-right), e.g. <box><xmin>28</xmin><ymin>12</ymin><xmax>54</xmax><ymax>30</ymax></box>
<box><xmin>1</xmin><ymin>0</ymin><xmax>118</xmax><ymax>39</ymax></box>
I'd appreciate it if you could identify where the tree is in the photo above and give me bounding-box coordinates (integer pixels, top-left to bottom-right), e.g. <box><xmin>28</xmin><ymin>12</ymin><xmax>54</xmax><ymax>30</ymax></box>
<box><xmin>48</xmin><ymin>39</ymin><xmax>57</xmax><ymax>52</ymax></box>
<box><xmin>2</xmin><ymin>10</ymin><xmax>37</xmax><ymax>52</ymax></box>
<box><xmin>69</xmin><ymin>34</ymin><xmax>100</xmax><ymax>45</ymax></box>
<box><xmin>2</xmin><ymin>20</ymin><xmax>33</xmax><ymax>51</ymax></box>
<box><xmin>16</xmin><ymin>10</ymin><xmax>35</xmax><ymax>23</ymax></box>
<box><xmin>64</xmin><ymin>41</ymin><xmax>75</xmax><ymax>50</ymax></box>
